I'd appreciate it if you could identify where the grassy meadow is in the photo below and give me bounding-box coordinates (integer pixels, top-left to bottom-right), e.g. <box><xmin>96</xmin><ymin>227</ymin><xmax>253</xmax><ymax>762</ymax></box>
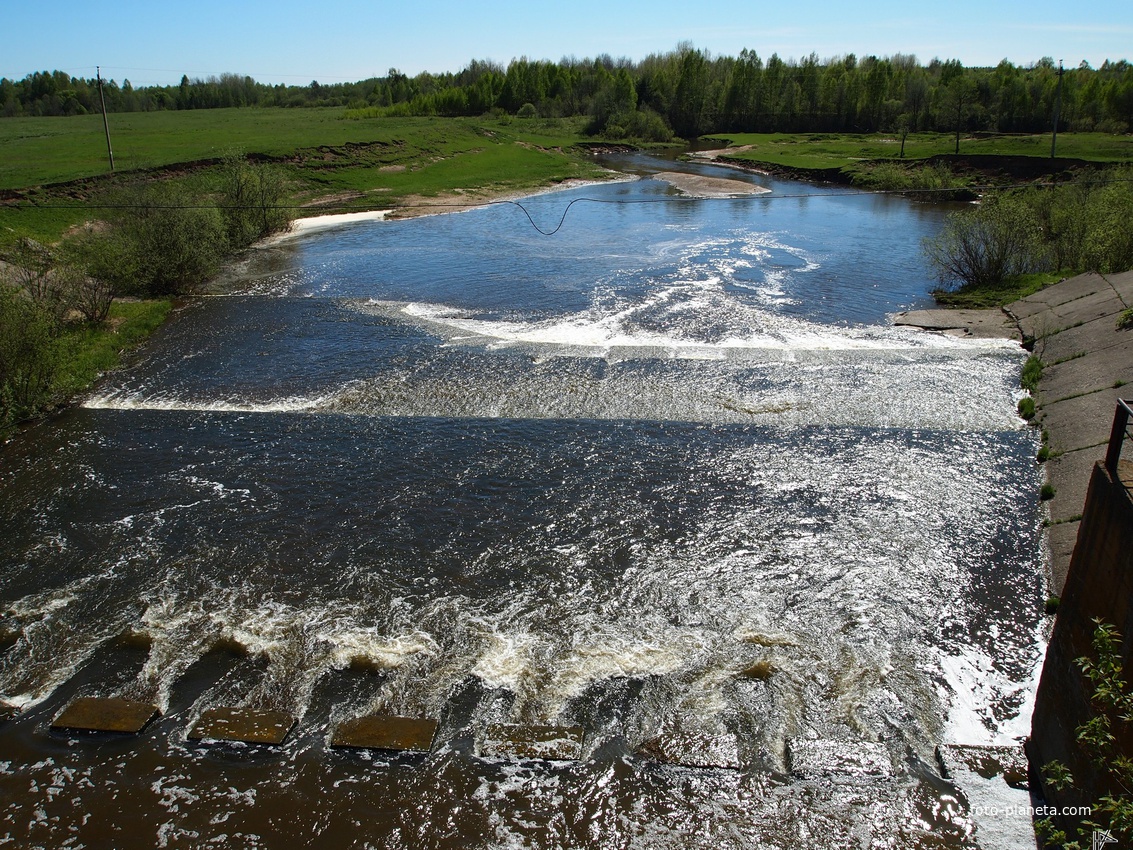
<box><xmin>704</xmin><ymin>131</ymin><xmax>1133</xmax><ymax>170</ymax></box>
<box><xmin>0</xmin><ymin>109</ymin><xmax>610</xmax><ymax>245</ymax></box>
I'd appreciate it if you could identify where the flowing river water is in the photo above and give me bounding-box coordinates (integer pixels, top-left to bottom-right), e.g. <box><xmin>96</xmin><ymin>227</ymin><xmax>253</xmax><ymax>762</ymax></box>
<box><xmin>0</xmin><ymin>156</ymin><xmax>1045</xmax><ymax>848</ymax></box>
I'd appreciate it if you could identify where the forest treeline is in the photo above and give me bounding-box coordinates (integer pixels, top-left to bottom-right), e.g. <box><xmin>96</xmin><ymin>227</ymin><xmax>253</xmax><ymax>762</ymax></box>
<box><xmin>5</xmin><ymin>46</ymin><xmax>1132</xmax><ymax>140</ymax></box>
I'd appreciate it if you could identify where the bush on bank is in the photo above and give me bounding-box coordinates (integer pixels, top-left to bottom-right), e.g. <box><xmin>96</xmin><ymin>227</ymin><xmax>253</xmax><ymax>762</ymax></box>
<box><xmin>0</xmin><ymin>154</ymin><xmax>290</xmax><ymax>428</ymax></box>
<box><xmin>924</xmin><ymin>168</ymin><xmax>1133</xmax><ymax>302</ymax></box>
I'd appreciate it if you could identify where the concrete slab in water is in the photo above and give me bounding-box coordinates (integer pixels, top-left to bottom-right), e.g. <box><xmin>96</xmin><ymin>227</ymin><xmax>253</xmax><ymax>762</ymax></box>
<box><xmin>480</xmin><ymin>723</ymin><xmax>584</xmax><ymax>761</ymax></box>
<box><xmin>189</xmin><ymin>707</ymin><xmax>296</xmax><ymax>745</ymax></box>
<box><xmin>638</xmin><ymin>731</ymin><xmax>743</xmax><ymax>770</ymax></box>
<box><xmin>787</xmin><ymin>738</ymin><xmax>892</xmax><ymax>779</ymax></box>
<box><xmin>892</xmin><ymin>308</ymin><xmax>1020</xmax><ymax>340</ymax></box>
<box><xmin>0</xmin><ymin>701</ymin><xmax>19</xmax><ymax>721</ymax></box>
<box><xmin>51</xmin><ymin>697</ymin><xmax>159</xmax><ymax>735</ymax></box>
<box><xmin>937</xmin><ymin>743</ymin><xmax>1028</xmax><ymax>785</ymax></box>
<box><xmin>331</xmin><ymin>715</ymin><xmax>437</xmax><ymax>752</ymax></box>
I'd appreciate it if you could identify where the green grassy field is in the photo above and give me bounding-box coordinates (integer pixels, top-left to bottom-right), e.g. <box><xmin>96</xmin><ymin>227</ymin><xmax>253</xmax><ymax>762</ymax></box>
<box><xmin>0</xmin><ymin>109</ymin><xmax>593</xmax><ymax>189</ymax></box>
<box><xmin>704</xmin><ymin>131</ymin><xmax>1133</xmax><ymax>170</ymax></box>
<box><xmin>0</xmin><ymin>109</ymin><xmax>609</xmax><ymax>245</ymax></box>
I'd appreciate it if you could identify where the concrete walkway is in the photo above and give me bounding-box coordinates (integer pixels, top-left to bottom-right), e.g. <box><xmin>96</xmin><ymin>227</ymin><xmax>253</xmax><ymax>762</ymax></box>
<box><xmin>895</xmin><ymin>270</ymin><xmax>1133</xmax><ymax>592</ymax></box>
<box><xmin>1007</xmin><ymin>270</ymin><xmax>1133</xmax><ymax>592</ymax></box>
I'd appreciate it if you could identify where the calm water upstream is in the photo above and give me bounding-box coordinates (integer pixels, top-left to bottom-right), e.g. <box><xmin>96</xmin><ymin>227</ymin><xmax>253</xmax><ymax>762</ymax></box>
<box><xmin>0</xmin><ymin>157</ymin><xmax>1044</xmax><ymax>848</ymax></box>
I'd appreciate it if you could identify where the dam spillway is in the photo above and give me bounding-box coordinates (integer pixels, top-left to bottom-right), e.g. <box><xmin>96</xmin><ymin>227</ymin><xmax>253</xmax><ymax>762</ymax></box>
<box><xmin>0</xmin><ymin>164</ymin><xmax>1046</xmax><ymax>848</ymax></box>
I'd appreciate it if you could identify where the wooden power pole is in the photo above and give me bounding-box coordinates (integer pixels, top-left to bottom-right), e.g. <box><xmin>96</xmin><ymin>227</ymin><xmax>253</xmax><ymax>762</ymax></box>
<box><xmin>97</xmin><ymin>66</ymin><xmax>115</xmax><ymax>172</ymax></box>
<box><xmin>1051</xmin><ymin>60</ymin><xmax>1064</xmax><ymax>159</ymax></box>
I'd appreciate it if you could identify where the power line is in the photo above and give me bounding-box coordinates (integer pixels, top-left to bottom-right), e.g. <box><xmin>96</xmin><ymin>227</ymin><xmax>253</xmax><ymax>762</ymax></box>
<box><xmin>5</xmin><ymin>175</ymin><xmax>1131</xmax><ymax>236</ymax></box>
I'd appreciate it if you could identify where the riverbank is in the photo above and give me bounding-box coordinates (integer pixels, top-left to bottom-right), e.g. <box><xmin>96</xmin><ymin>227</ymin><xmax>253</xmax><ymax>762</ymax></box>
<box><xmin>0</xmin><ymin>298</ymin><xmax>171</xmax><ymax>436</ymax></box>
<box><xmin>895</xmin><ymin>270</ymin><xmax>1133</xmax><ymax>592</ymax></box>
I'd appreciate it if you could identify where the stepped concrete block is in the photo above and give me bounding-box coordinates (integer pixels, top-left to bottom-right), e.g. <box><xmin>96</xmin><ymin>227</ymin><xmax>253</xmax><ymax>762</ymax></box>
<box><xmin>189</xmin><ymin>707</ymin><xmax>295</xmax><ymax>745</ymax></box>
<box><xmin>1048</xmin><ymin>447</ymin><xmax>1107</xmax><ymax>523</ymax></box>
<box><xmin>51</xmin><ymin>697</ymin><xmax>159</xmax><ymax>734</ymax></box>
<box><xmin>480</xmin><ymin>723</ymin><xmax>584</xmax><ymax>761</ymax></box>
<box><xmin>1104</xmin><ymin>270</ymin><xmax>1133</xmax><ymax>306</ymax></box>
<box><xmin>1047</xmin><ymin>520</ymin><xmax>1081</xmax><ymax>594</ymax></box>
<box><xmin>1048</xmin><ymin>289</ymin><xmax>1126</xmax><ymax>327</ymax></box>
<box><xmin>1039</xmin><ymin>341</ymin><xmax>1133</xmax><ymax>403</ymax></box>
<box><xmin>331</xmin><ymin>715</ymin><xmax>437</xmax><ymax>752</ymax></box>
<box><xmin>787</xmin><ymin>738</ymin><xmax>891</xmax><ymax>778</ymax></box>
<box><xmin>1037</xmin><ymin>320</ymin><xmax>1127</xmax><ymax>365</ymax></box>
<box><xmin>1040</xmin><ymin>388</ymin><xmax>1125</xmax><ymax>454</ymax></box>
<box><xmin>1019</xmin><ymin>273</ymin><xmax>1109</xmax><ymax>308</ymax></box>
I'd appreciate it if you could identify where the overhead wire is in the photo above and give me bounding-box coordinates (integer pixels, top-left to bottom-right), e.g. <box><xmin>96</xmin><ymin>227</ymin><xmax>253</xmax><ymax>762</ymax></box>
<box><xmin>5</xmin><ymin>174</ymin><xmax>1132</xmax><ymax>237</ymax></box>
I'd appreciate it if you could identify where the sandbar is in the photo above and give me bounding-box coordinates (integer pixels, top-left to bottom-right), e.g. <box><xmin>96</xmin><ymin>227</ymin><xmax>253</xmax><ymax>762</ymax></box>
<box><xmin>653</xmin><ymin>171</ymin><xmax>770</xmax><ymax>198</ymax></box>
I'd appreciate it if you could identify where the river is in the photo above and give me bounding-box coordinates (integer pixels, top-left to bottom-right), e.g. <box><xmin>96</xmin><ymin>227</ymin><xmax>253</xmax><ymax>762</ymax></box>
<box><xmin>0</xmin><ymin>155</ymin><xmax>1045</xmax><ymax>848</ymax></box>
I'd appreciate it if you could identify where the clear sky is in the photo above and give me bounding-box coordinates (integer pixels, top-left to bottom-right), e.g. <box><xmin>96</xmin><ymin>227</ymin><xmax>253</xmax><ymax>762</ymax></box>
<box><xmin>3</xmin><ymin>0</ymin><xmax>1131</xmax><ymax>85</ymax></box>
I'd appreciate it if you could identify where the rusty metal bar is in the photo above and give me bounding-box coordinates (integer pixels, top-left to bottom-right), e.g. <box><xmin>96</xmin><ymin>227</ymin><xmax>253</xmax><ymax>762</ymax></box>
<box><xmin>1105</xmin><ymin>399</ymin><xmax>1133</xmax><ymax>474</ymax></box>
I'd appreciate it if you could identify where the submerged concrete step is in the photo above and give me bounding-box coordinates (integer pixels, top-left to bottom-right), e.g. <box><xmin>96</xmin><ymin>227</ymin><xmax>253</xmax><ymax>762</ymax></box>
<box><xmin>0</xmin><ymin>701</ymin><xmax>19</xmax><ymax>721</ymax></box>
<box><xmin>188</xmin><ymin>707</ymin><xmax>296</xmax><ymax>745</ymax></box>
<box><xmin>330</xmin><ymin>714</ymin><xmax>438</xmax><ymax>753</ymax></box>
<box><xmin>479</xmin><ymin>723</ymin><xmax>584</xmax><ymax>761</ymax></box>
<box><xmin>638</xmin><ymin>731</ymin><xmax>743</xmax><ymax>770</ymax></box>
<box><xmin>936</xmin><ymin>743</ymin><xmax>1028</xmax><ymax>785</ymax></box>
<box><xmin>51</xmin><ymin>696</ymin><xmax>160</xmax><ymax>735</ymax></box>
<box><xmin>788</xmin><ymin>738</ymin><xmax>892</xmax><ymax>779</ymax></box>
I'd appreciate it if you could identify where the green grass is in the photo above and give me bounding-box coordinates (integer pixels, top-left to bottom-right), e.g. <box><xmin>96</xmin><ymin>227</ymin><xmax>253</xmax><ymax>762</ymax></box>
<box><xmin>50</xmin><ymin>299</ymin><xmax>172</xmax><ymax>400</ymax></box>
<box><xmin>933</xmin><ymin>272</ymin><xmax>1065</xmax><ymax>308</ymax></box>
<box><xmin>0</xmin><ymin>110</ymin><xmax>598</xmax><ymax>190</ymax></box>
<box><xmin>0</xmin><ymin>110</ymin><xmax>608</xmax><ymax>246</ymax></box>
<box><xmin>705</xmin><ymin>131</ymin><xmax>1133</xmax><ymax>170</ymax></box>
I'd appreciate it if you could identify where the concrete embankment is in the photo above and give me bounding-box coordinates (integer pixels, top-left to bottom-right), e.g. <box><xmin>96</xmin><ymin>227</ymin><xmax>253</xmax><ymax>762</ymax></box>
<box><xmin>896</xmin><ymin>269</ymin><xmax>1133</xmax><ymax>592</ymax></box>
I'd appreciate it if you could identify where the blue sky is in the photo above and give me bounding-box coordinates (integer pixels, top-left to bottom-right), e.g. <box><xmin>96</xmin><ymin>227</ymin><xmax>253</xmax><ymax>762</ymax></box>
<box><xmin>4</xmin><ymin>0</ymin><xmax>1131</xmax><ymax>85</ymax></box>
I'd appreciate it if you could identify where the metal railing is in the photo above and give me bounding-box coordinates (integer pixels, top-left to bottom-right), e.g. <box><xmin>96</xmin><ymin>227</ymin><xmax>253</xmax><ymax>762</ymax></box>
<box><xmin>1104</xmin><ymin>399</ymin><xmax>1133</xmax><ymax>475</ymax></box>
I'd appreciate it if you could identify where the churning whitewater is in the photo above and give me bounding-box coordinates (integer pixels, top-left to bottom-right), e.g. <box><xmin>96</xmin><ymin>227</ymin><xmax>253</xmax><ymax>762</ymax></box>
<box><xmin>0</xmin><ymin>162</ymin><xmax>1043</xmax><ymax>849</ymax></box>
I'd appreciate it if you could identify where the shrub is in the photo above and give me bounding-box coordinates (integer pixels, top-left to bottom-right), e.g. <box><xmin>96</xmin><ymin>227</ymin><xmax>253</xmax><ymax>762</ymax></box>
<box><xmin>217</xmin><ymin>152</ymin><xmax>292</xmax><ymax>248</ymax></box>
<box><xmin>1018</xmin><ymin>396</ymin><xmax>1037</xmax><ymax>420</ymax></box>
<box><xmin>1037</xmin><ymin>621</ymin><xmax>1133</xmax><ymax>846</ymax></box>
<box><xmin>0</xmin><ymin>284</ymin><xmax>59</xmax><ymax>424</ymax></box>
<box><xmin>924</xmin><ymin>192</ymin><xmax>1047</xmax><ymax>289</ymax></box>
<box><xmin>84</xmin><ymin>182</ymin><xmax>229</xmax><ymax>297</ymax></box>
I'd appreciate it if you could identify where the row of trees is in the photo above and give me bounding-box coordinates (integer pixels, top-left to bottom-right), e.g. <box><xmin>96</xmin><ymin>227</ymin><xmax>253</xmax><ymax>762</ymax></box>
<box><xmin>0</xmin><ymin>155</ymin><xmax>290</xmax><ymax>425</ymax></box>
<box><xmin>4</xmin><ymin>48</ymin><xmax>1132</xmax><ymax>138</ymax></box>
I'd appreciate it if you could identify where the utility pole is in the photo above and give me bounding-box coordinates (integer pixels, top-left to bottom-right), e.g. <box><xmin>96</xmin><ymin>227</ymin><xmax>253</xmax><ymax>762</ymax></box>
<box><xmin>1050</xmin><ymin>60</ymin><xmax>1064</xmax><ymax>159</ymax></box>
<box><xmin>96</xmin><ymin>66</ymin><xmax>114</xmax><ymax>172</ymax></box>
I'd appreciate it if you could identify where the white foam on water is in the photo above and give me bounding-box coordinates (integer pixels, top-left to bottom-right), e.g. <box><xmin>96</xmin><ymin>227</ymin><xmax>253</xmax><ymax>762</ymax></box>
<box><xmin>471</xmin><ymin>632</ymin><xmax>540</xmax><ymax>691</ymax></box>
<box><xmin>938</xmin><ymin>644</ymin><xmax>1040</xmax><ymax>746</ymax></box>
<box><xmin>384</xmin><ymin>298</ymin><xmax>1015</xmax><ymax>356</ymax></box>
<box><xmin>82</xmin><ymin>391</ymin><xmax>336</xmax><ymax>413</ymax></box>
<box><xmin>325</xmin><ymin>627</ymin><xmax>439</xmax><ymax>670</ymax></box>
